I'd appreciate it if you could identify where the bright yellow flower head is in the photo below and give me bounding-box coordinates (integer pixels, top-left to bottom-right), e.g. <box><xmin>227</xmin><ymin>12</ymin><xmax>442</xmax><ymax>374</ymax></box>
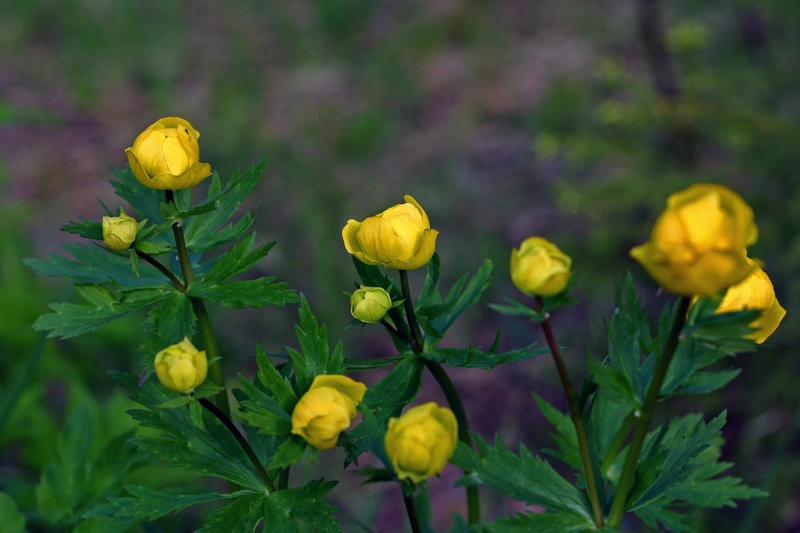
<box><xmin>714</xmin><ymin>259</ymin><xmax>786</xmax><ymax>344</ymax></box>
<box><xmin>510</xmin><ymin>237</ymin><xmax>572</xmax><ymax>297</ymax></box>
<box><xmin>350</xmin><ymin>286</ymin><xmax>392</xmax><ymax>324</ymax></box>
<box><xmin>154</xmin><ymin>337</ymin><xmax>208</xmax><ymax>394</ymax></box>
<box><xmin>102</xmin><ymin>210</ymin><xmax>138</xmax><ymax>252</ymax></box>
<box><xmin>291</xmin><ymin>375</ymin><xmax>367</xmax><ymax>450</ymax></box>
<box><xmin>125</xmin><ymin>117</ymin><xmax>212</xmax><ymax>191</ymax></box>
<box><xmin>384</xmin><ymin>402</ymin><xmax>458</xmax><ymax>483</ymax></box>
<box><xmin>342</xmin><ymin>195</ymin><xmax>439</xmax><ymax>270</ymax></box>
<box><xmin>630</xmin><ymin>183</ymin><xmax>757</xmax><ymax>296</ymax></box>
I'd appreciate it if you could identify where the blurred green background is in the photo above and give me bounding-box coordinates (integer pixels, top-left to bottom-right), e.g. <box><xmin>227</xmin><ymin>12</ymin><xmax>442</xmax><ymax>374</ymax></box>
<box><xmin>1</xmin><ymin>0</ymin><xmax>798</xmax><ymax>531</ymax></box>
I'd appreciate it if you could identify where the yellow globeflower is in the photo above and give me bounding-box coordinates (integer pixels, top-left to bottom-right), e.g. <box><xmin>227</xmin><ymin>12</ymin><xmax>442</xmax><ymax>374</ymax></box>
<box><xmin>631</xmin><ymin>183</ymin><xmax>757</xmax><ymax>296</ymax></box>
<box><xmin>342</xmin><ymin>195</ymin><xmax>439</xmax><ymax>270</ymax></box>
<box><xmin>510</xmin><ymin>237</ymin><xmax>572</xmax><ymax>297</ymax></box>
<box><xmin>350</xmin><ymin>286</ymin><xmax>392</xmax><ymax>324</ymax></box>
<box><xmin>154</xmin><ymin>337</ymin><xmax>208</xmax><ymax>394</ymax></box>
<box><xmin>102</xmin><ymin>210</ymin><xmax>138</xmax><ymax>252</ymax></box>
<box><xmin>291</xmin><ymin>375</ymin><xmax>367</xmax><ymax>450</ymax></box>
<box><xmin>714</xmin><ymin>259</ymin><xmax>786</xmax><ymax>344</ymax></box>
<box><xmin>125</xmin><ymin>117</ymin><xmax>212</xmax><ymax>191</ymax></box>
<box><xmin>384</xmin><ymin>402</ymin><xmax>458</xmax><ymax>483</ymax></box>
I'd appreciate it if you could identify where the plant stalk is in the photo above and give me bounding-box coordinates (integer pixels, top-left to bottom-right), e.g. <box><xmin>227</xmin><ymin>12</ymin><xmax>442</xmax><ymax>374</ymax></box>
<box><xmin>402</xmin><ymin>489</ymin><xmax>423</xmax><ymax>533</ymax></box>
<box><xmin>536</xmin><ymin>297</ymin><xmax>604</xmax><ymax>528</ymax></box>
<box><xmin>199</xmin><ymin>398</ymin><xmax>275</xmax><ymax>493</ymax></box>
<box><xmin>135</xmin><ymin>250</ymin><xmax>185</xmax><ymax>290</ymax></box>
<box><xmin>606</xmin><ymin>296</ymin><xmax>691</xmax><ymax>527</ymax></box>
<box><xmin>398</xmin><ymin>269</ymin><xmax>481</xmax><ymax>525</ymax></box>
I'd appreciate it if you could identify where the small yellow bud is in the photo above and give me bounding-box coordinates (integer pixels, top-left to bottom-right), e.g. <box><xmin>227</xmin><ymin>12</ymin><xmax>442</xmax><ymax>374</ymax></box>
<box><xmin>342</xmin><ymin>195</ymin><xmax>439</xmax><ymax>270</ymax></box>
<box><xmin>384</xmin><ymin>402</ymin><xmax>458</xmax><ymax>483</ymax></box>
<box><xmin>125</xmin><ymin>117</ymin><xmax>212</xmax><ymax>191</ymax></box>
<box><xmin>291</xmin><ymin>375</ymin><xmax>367</xmax><ymax>450</ymax></box>
<box><xmin>154</xmin><ymin>337</ymin><xmax>208</xmax><ymax>394</ymax></box>
<box><xmin>630</xmin><ymin>183</ymin><xmax>757</xmax><ymax>296</ymax></box>
<box><xmin>102</xmin><ymin>210</ymin><xmax>138</xmax><ymax>252</ymax></box>
<box><xmin>510</xmin><ymin>237</ymin><xmax>572</xmax><ymax>297</ymax></box>
<box><xmin>350</xmin><ymin>286</ymin><xmax>392</xmax><ymax>323</ymax></box>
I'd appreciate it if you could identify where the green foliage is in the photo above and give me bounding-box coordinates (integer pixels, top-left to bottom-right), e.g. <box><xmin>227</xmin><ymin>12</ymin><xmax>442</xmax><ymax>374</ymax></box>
<box><xmin>287</xmin><ymin>295</ymin><xmax>345</xmax><ymax>393</ymax></box>
<box><xmin>0</xmin><ymin>493</ymin><xmax>26</xmax><ymax>533</ymax></box>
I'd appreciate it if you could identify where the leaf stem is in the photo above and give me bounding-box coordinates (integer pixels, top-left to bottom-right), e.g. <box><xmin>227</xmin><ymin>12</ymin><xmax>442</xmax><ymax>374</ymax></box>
<box><xmin>199</xmin><ymin>398</ymin><xmax>275</xmax><ymax>493</ymax></box>
<box><xmin>600</xmin><ymin>410</ymin><xmax>637</xmax><ymax>475</ymax></box>
<box><xmin>135</xmin><ymin>250</ymin><xmax>186</xmax><ymax>290</ymax></box>
<box><xmin>606</xmin><ymin>296</ymin><xmax>691</xmax><ymax>527</ymax></box>
<box><xmin>166</xmin><ymin>190</ymin><xmax>229</xmax><ymax>417</ymax></box>
<box><xmin>535</xmin><ymin>297</ymin><xmax>604</xmax><ymax>528</ymax></box>
<box><xmin>402</xmin><ymin>488</ymin><xmax>423</xmax><ymax>533</ymax></box>
<box><xmin>398</xmin><ymin>269</ymin><xmax>481</xmax><ymax>525</ymax></box>
<box><xmin>278</xmin><ymin>466</ymin><xmax>290</xmax><ymax>490</ymax></box>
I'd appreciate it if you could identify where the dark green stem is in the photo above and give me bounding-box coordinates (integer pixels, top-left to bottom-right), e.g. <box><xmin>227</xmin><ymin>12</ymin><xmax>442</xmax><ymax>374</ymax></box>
<box><xmin>278</xmin><ymin>467</ymin><xmax>290</xmax><ymax>490</ymax></box>
<box><xmin>536</xmin><ymin>297</ymin><xmax>604</xmax><ymax>528</ymax></box>
<box><xmin>402</xmin><ymin>489</ymin><xmax>423</xmax><ymax>533</ymax></box>
<box><xmin>600</xmin><ymin>410</ymin><xmax>637</xmax><ymax>474</ymax></box>
<box><xmin>135</xmin><ymin>250</ymin><xmax>185</xmax><ymax>290</ymax></box>
<box><xmin>398</xmin><ymin>269</ymin><xmax>481</xmax><ymax>525</ymax></box>
<box><xmin>199</xmin><ymin>398</ymin><xmax>275</xmax><ymax>493</ymax></box>
<box><xmin>607</xmin><ymin>296</ymin><xmax>691</xmax><ymax>527</ymax></box>
<box><xmin>166</xmin><ymin>190</ymin><xmax>229</xmax><ymax>416</ymax></box>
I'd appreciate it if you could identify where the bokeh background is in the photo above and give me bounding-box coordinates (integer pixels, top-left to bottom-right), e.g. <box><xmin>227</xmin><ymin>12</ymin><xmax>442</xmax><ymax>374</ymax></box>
<box><xmin>1</xmin><ymin>0</ymin><xmax>798</xmax><ymax>531</ymax></box>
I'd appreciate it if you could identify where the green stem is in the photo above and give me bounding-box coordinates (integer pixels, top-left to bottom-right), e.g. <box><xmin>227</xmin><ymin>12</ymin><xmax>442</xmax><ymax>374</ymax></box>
<box><xmin>402</xmin><ymin>488</ymin><xmax>423</xmax><ymax>533</ymax></box>
<box><xmin>135</xmin><ymin>250</ymin><xmax>185</xmax><ymax>290</ymax></box>
<box><xmin>536</xmin><ymin>297</ymin><xmax>604</xmax><ymax>528</ymax></box>
<box><xmin>606</xmin><ymin>296</ymin><xmax>690</xmax><ymax>527</ymax></box>
<box><xmin>166</xmin><ymin>190</ymin><xmax>229</xmax><ymax>417</ymax></box>
<box><xmin>600</xmin><ymin>410</ymin><xmax>637</xmax><ymax>474</ymax></box>
<box><xmin>199</xmin><ymin>398</ymin><xmax>275</xmax><ymax>493</ymax></box>
<box><xmin>398</xmin><ymin>269</ymin><xmax>481</xmax><ymax>525</ymax></box>
<box><xmin>278</xmin><ymin>467</ymin><xmax>290</xmax><ymax>490</ymax></box>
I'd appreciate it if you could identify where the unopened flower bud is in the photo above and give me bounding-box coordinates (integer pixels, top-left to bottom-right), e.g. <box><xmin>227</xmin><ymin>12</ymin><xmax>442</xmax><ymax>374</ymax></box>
<box><xmin>350</xmin><ymin>286</ymin><xmax>392</xmax><ymax>323</ymax></box>
<box><xmin>510</xmin><ymin>237</ymin><xmax>572</xmax><ymax>297</ymax></box>
<box><xmin>154</xmin><ymin>337</ymin><xmax>208</xmax><ymax>394</ymax></box>
<box><xmin>102</xmin><ymin>210</ymin><xmax>138</xmax><ymax>252</ymax></box>
<box><xmin>291</xmin><ymin>375</ymin><xmax>367</xmax><ymax>450</ymax></box>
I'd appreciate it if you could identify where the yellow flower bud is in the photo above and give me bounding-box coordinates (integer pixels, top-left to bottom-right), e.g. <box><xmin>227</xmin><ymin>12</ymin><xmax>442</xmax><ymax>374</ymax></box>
<box><xmin>631</xmin><ymin>183</ymin><xmax>757</xmax><ymax>296</ymax></box>
<box><xmin>350</xmin><ymin>286</ymin><xmax>392</xmax><ymax>323</ymax></box>
<box><xmin>291</xmin><ymin>375</ymin><xmax>367</xmax><ymax>450</ymax></box>
<box><xmin>713</xmin><ymin>259</ymin><xmax>786</xmax><ymax>344</ymax></box>
<box><xmin>125</xmin><ymin>117</ymin><xmax>212</xmax><ymax>191</ymax></box>
<box><xmin>342</xmin><ymin>195</ymin><xmax>439</xmax><ymax>270</ymax></box>
<box><xmin>384</xmin><ymin>402</ymin><xmax>458</xmax><ymax>483</ymax></box>
<box><xmin>510</xmin><ymin>237</ymin><xmax>572</xmax><ymax>297</ymax></box>
<box><xmin>102</xmin><ymin>210</ymin><xmax>138</xmax><ymax>252</ymax></box>
<box><xmin>154</xmin><ymin>337</ymin><xmax>208</xmax><ymax>394</ymax></box>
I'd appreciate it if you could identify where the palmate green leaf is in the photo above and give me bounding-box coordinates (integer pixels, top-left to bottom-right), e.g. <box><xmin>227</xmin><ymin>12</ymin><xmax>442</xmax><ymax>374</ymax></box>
<box><xmin>201</xmin><ymin>234</ymin><xmax>275</xmax><ymax>284</ymax></box>
<box><xmin>61</xmin><ymin>217</ymin><xmax>103</xmax><ymax>241</ymax></box>
<box><xmin>114</xmin><ymin>372</ymin><xmax>268</xmax><ymax>491</ymax></box>
<box><xmin>416</xmin><ymin>252</ymin><xmax>442</xmax><ymax>307</ymax></box>
<box><xmin>0</xmin><ymin>493</ymin><xmax>26</xmax><ymax>533</ymax></box>
<box><xmin>533</xmin><ymin>394</ymin><xmax>581</xmax><ymax>470</ymax></box>
<box><xmin>268</xmin><ymin>436</ymin><xmax>306</xmax><ymax>470</ymax></box>
<box><xmin>25</xmin><ymin>243</ymin><xmax>171</xmax><ymax>287</ymax></box>
<box><xmin>483</xmin><ymin>511</ymin><xmax>598</xmax><ymax>533</ymax></box>
<box><xmin>110</xmin><ymin>166</ymin><xmax>165</xmax><ymax>224</ymax></box>
<box><xmin>84</xmin><ymin>485</ymin><xmax>231</xmax><ymax>522</ymax></box>
<box><xmin>33</xmin><ymin>287</ymin><xmax>169</xmax><ymax>339</ymax></box>
<box><xmin>287</xmin><ymin>295</ymin><xmax>344</xmax><ymax>393</ymax></box>
<box><xmin>452</xmin><ymin>437</ymin><xmax>594</xmax><ymax>522</ymax></box>
<box><xmin>343</xmin><ymin>355</ymin><xmax>405</xmax><ymax>371</ymax></box>
<box><xmin>634</xmin><ymin>501</ymin><xmax>695</xmax><ymax>533</ymax></box>
<box><xmin>256</xmin><ymin>345</ymin><xmax>298</xmax><ymax>412</ymax></box>
<box><xmin>197</xmin><ymin>492</ymin><xmax>267</xmax><ymax>533</ymax></box>
<box><xmin>421</xmin><ymin>336</ymin><xmax>546</xmax><ymax>369</ymax></box>
<box><xmin>141</xmin><ymin>291</ymin><xmax>196</xmax><ymax>348</ymax></box>
<box><xmin>262</xmin><ymin>480</ymin><xmax>340</xmax><ymax>533</ymax></box>
<box><xmin>183</xmin><ymin>162</ymin><xmax>266</xmax><ymax>251</ymax></box>
<box><xmin>236</xmin><ymin>374</ymin><xmax>293</xmax><ymax>436</ymax></box>
<box><xmin>188</xmin><ymin>278</ymin><xmax>298</xmax><ymax>309</ymax></box>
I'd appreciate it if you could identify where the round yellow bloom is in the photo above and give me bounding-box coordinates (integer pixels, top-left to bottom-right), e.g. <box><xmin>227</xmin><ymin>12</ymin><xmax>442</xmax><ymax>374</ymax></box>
<box><xmin>384</xmin><ymin>402</ymin><xmax>458</xmax><ymax>483</ymax></box>
<box><xmin>510</xmin><ymin>237</ymin><xmax>572</xmax><ymax>297</ymax></box>
<box><xmin>342</xmin><ymin>195</ymin><xmax>439</xmax><ymax>270</ymax></box>
<box><xmin>102</xmin><ymin>210</ymin><xmax>138</xmax><ymax>252</ymax></box>
<box><xmin>125</xmin><ymin>117</ymin><xmax>212</xmax><ymax>191</ymax></box>
<box><xmin>351</xmin><ymin>286</ymin><xmax>392</xmax><ymax>323</ymax></box>
<box><xmin>630</xmin><ymin>183</ymin><xmax>758</xmax><ymax>296</ymax></box>
<box><xmin>154</xmin><ymin>337</ymin><xmax>208</xmax><ymax>394</ymax></box>
<box><xmin>291</xmin><ymin>375</ymin><xmax>367</xmax><ymax>450</ymax></box>
<box><xmin>714</xmin><ymin>259</ymin><xmax>786</xmax><ymax>344</ymax></box>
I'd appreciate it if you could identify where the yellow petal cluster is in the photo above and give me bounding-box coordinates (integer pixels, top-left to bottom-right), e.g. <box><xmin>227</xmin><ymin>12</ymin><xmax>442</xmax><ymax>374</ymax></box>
<box><xmin>350</xmin><ymin>286</ymin><xmax>392</xmax><ymax>323</ymax></box>
<box><xmin>154</xmin><ymin>337</ymin><xmax>208</xmax><ymax>394</ymax></box>
<box><xmin>291</xmin><ymin>375</ymin><xmax>367</xmax><ymax>450</ymax></box>
<box><xmin>102</xmin><ymin>210</ymin><xmax>138</xmax><ymax>252</ymax></box>
<box><xmin>510</xmin><ymin>237</ymin><xmax>572</xmax><ymax>297</ymax></box>
<box><xmin>714</xmin><ymin>259</ymin><xmax>786</xmax><ymax>344</ymax></box>
<box><xmin>125</xmin><ymin>117</ymin><xmax>212</xmax><ymax>191</ymax></box>
<box><xmin>342</xmin><ymin>195</ymin><xmax>438</xmax><ymax>270</ymax></box>
<box><xmin>384</xmin><ymin>402</ymin><xmax>458</xmax><ymax>483</ymax></box>
<box><xmin>630</xmin><ymin>183</ymin><xmax>757</xmax><ymax>296</ymax></box>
